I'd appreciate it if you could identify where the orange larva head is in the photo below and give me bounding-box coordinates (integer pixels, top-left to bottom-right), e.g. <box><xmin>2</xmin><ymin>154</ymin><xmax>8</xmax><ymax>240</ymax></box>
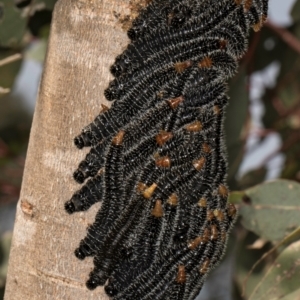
<box><xmin>193</xmin><ymin>157</ymin><xmax>206</xmax><ymax>171</ymax></box>
<box><xmin>213</xmin><ymin>105</ymin><xmax>220</xmax><ymax>115</ymax></box>
<box><xmin>252</xmin><ymin>22</ymin><xmax>262</xmax><ymax>32</ymax></box>
<box><xmin>155</xmin><ymin>130</ymin><xmax>173</xmax><ymax>146</ymax></box>
<box><xmin>188</xmin><ymin>236</ymin><xmax>202</xmax><ymax>250</ymax></box>
<box><xmin>167</xmin><ymin>193</ymin><xmax>178</xmax><ymax>206</ymax></box>
<box><xmin>155</xmin><ymin>156</ymin><xmax>171</xmax><ymax>168</ymax></box>
<box><xmin>136</xmin><ymin>182</ymin><xmax>147</xmax><ymax>193</ymax></box>
<box><xmin>151</xmin><ymin>199</ymin><xmax>163</xmax><ymax>217</ymax></box>
<box><xmin>200</xmin><ymin>259</ymin><xmax>210</xmax><ymax>274</ymax></box>
<box><xmin>213</xmin><ymin>209</ymin><xmax>225</xmax><ymax>222</ymax></box>
<box><xmin>174</xmin><ymin>60</ymin><xmax>192</xmax><ymax>73</ymax></box>
<box><xmin>218</xmin><ymin>184</ymin><xmax>228</xmax><ymax>198</ymax></box>
<box><xmin>210</xmin><ymin>224</ymin><xmax>219</xmax><ymax>240</ymax></box>
<box><xmin>244</xmin><ymin>0</ymin><xmax>253</xmax><ymax>12</ymax></box>
<box><xmin>202</xmin><ymin>143</ymin><xmax>211</xmax><ymax>154</ymax></box>
<box><xmin>176</xmin><ymin>265</ymin><xmax>187</xmax><ymax>284</ymax></box>
<box><xmin>167</xmin><ymin>96</ymin><xmax>184</xmax><ymax>109</ymax></box>
<box><xmin>219</xmin><ymin>39</ymin><xmax>228</xmax><ymax>50</ymax></box>
<box><xmin>112</xmin><ymin>130</ymin><xmax>125</xmax><ymax>145</ymax></box>
<box><xmin>227</xmin><ymin>203</ymin><xmax>237</xmax><ymax>218</ymax></box>
<box><xmin>143</xmin><ymin>183</ymin><xmax>157</xmax><ymax>199</ymax></box>
<box><xmin>198</xmin><ymin>56</ymin><xmax>212</xmax><ymax>68</ymax></box>
<box><xmin>198</xmin><ymin>197</ymin><xmax>207</xmax><ymax>207</ymax></box>
<box><xmin>185</xmin><ymin>120</ymin><xmax>203</xmax><ymax>132</ymax></box>
<box><xmin>206</xmin><ymin>210</ymin><xmax>214</xmax><ymax>221</ymax></box>
<box><xmin>253</xmin><ymin>15</ymin><xmax>268</xmax><ymax>32</ymax></box>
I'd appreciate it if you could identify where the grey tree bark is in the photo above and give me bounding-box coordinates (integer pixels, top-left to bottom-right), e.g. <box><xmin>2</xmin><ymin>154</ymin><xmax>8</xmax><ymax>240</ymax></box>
<box><xmin>4</xmin><ymin>0</ymin><xmax>133</xmax><ymax>298</ymax></box>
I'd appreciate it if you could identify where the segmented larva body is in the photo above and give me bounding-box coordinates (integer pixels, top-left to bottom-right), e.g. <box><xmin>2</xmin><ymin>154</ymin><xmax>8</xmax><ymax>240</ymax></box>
<box><xmin>65</xmin><ymin>0</ymin><xmax>268</xmax><ymax>299</ymax></box>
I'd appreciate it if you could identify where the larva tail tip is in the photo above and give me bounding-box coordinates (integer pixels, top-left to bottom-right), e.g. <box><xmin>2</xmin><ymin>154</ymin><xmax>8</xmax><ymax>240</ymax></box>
<box><xmin>74</xmin><ymin>248</ymin><xmax>86</xmax><ymax>260</ymax></box>
<box><xmin>73</xmin><ymin>170</ymin><xmax>85</xmax><ymax>184</ymax></box>
<box><xmin>64</xmin><ymin>201</ymin><xmax>75</xmax><ymax>214</ymax></box>
<box><xmin>74</xmin><ymin>136</ymin><xmax>85</xmax><ymax>149</ymax></box>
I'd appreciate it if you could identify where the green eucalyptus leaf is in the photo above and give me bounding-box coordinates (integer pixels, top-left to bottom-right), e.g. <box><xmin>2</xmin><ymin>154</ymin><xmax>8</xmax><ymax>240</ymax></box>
<box><xmin>234</xmin><ymin>229</ymin><xmax>274</xmax><ymax>298</ymax></box>
<box><xmin>237</xmin><ymin>180</ymin><xmax>300</xmax><ymax>242</ymax></box>
<box><xmin>229</xmin><ymin>191</ymin><xmax>246</xmax><ymax>204</ymax></box>
<box><xmin>280</xmin><ymin>287</ymin><xmax>300</xmax><ymax>300</ymax></box>
<box><xmin>0</xmin><ymin>3</ymin><xmax>4</xmax><ymax>21</ymax></box>
<box><xmin>249</xmin><ymin>240</ymin><xmax>300</xmax><ymax>300</ymax></box>
<box><xmin>0</xmin><ymin>0</ymin><xmax>27</xmax><ymax>47</ymax></box>
<box><xmin>291</xmin><ymin>0</ymin><xmax>300</xmax><ymax>24</ymax></box>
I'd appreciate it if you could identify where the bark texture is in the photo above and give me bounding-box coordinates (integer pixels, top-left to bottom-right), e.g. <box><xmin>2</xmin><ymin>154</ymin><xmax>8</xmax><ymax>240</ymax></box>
<box><xmin>4</xmin><ymin>0</ymin><xmax>131</xmax><ymax>298</ymax></box>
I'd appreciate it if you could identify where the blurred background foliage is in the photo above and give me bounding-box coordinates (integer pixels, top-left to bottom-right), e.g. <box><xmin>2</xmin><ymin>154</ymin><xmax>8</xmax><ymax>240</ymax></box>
<box><xmin>0</xmin><ymin>0</ymin><xmax>300</xmax><ymax>299</ymax></box>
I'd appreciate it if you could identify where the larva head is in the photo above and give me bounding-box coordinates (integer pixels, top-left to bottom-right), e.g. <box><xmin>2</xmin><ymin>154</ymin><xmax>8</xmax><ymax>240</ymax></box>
<box><xmin>200</xmin><ymin>258</ymin><xmax>210</xmax><ymax>274</ymax></box>
<box><xmin>219</xmin><ymin>39</ymin><xmax>228</xmax><ymax>50</ymax></box>
<box><xmin>193</xmin><ymin>157</ymin><xmax>206</xmax><ymax>171</ymax></box>
<box><xmin>213</xmin><ymin>209</ymin><xmax>225</xmax><ymax>222</ymax></box>
<box><xmin>136</xmin><ymin>182</ymin><xmax>147</xmax><ymax>193</ymax></box>
<box><xmin>227</xmin><ymin>203</ymin><xmax>237</xmax><ymax>219</ymax></box>
<box><xmin>185</xmin><ymin>120</ymin><xmax>203</xmax><ymax>132</ymax></box>
<box><xmin>155</xmin><ymin>156</ymin><xmax>171</xmax><ymax>168</ymax></box>
<box><xmin>174</xmin><ymin>60</ymin><xmax>192</xmax><ymax>73</ymax></box>
<box><xmin>143</xmin><ymin>183</ymin><xmax>157</xmax><ymax>199</ymax></box>
<box><xmin>198</xmin><ymin>197</ymin><xmax>207</xmax><ymax>208</ymax></box>
<box><xmin>167</xmin><ymin>193</ymin><xmax>178</xmax><ymax>206</ymax></box>
<box><xmin>176</xmin><ymin>265</ymin><xmax>187</xmax><ymax>283</ymax></box>
<box><xmin>156</xmin><ymin>130</ymin><xmax>173</xmax><ymax>146</ymax></box>
<box><xmin>202</xmin><ymin>143</ymin><xmax>211</xmax><ymax>154</ymax></box>
<box><xmin>151</xmin><ymin>199</ymin><xmax>164</xmax><ymax>217</ymax></box>
<box><xmin>167</xmin><ymin>95</ymin><xmax>184</xmax><ymax>109</ymax></box>
<box><xmin>218</xmin><ymin>184</ymin><xmax>229</xmax><ymax>198</ymax></box>
<box><xmin>188</xmin><ymin>236</ymin><xmax>202</xmax><ymax>250</ymax></box>
<box><xmin>210</xmin><ymin>224</ymin><xmax>219</xmax><ymax>240</ymax></box>
<box><xmin>244</xmin><ymin>0</ymin><xmax>253</xmax><ymax>12</ymax></box>
<box><xmin>198</xmin><ymin>56</ymin><xmax>213</xmax><ymax>68</ymax></box>
<box><xmin>112</xmin><ymin>130</ymin><xmax>125</xmax><ymax>146</ymax></box>
<box><xmin>86</xmin><ymin>273</ymin><xmax>105</xmax><ymax>290</ymax></box>
<box><xmin>206</xmin><ymin>210</ymin><xmax>214</xmax><ymax>221</ymax></box>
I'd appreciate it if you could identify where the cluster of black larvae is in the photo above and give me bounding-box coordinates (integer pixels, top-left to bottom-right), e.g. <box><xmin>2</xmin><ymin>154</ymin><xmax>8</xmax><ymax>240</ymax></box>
<box><xmin>65</xmin><ymin>0</ymin><xmax>268</xmax><ymax>299</ymax></box>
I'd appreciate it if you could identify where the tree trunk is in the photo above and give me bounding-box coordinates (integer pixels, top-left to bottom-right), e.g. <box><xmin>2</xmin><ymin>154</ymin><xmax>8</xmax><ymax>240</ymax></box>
<box><xmin>4</xmin><ymin>0</ymin><xmax>131</xmax><ymax>298</ymax></box>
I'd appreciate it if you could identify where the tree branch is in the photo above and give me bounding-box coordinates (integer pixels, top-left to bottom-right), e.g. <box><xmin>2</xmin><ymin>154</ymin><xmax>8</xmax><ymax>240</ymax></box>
<box><xmin>4</xmin><ymin>0</ymin><xmax>130</xmax><ymax>299</ymax></box>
